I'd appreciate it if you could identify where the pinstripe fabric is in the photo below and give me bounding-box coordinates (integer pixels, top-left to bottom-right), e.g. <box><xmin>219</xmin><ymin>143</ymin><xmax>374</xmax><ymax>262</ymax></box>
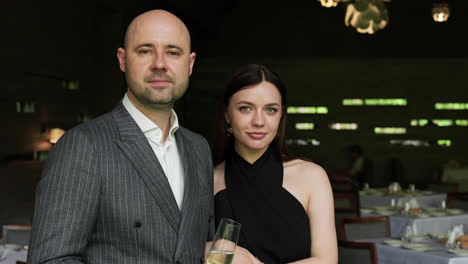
<box><xmin>27</xmin><ymin>103</ymin><xmax>214</xmax><ymax>264</ymax></box>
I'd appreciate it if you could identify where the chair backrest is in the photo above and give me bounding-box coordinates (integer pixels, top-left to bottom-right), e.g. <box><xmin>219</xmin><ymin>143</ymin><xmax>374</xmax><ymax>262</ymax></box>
<box><xmin>342</xmin><ymin>216</ymin><xmax>390</xmax><ymax>240</ymax></box>
<box><xmin>334</xmin><ymin>192</ymin><xmax>360</xmax><ymax>239</ymax></box>
<box><xmin>447</xmin><ymin>192</ymin><xmax>468</xmax><ymax>211</ymax></box>
<box><xmin>334</xmin><ymin>192</ymin><xmax>360</xmax><ymax>213</ymax></box>
<box><xmin>338</xmin><ymin>240</ymin><xmax>377</xmax><ymax>264</ymax></box>
<box><xmin>2</xmin><ymin>224</ymin><xmax>32</xmax><ymax>246</ymax></box>
<box><xmin>332</xmin><ymin>180</ymin><xmax>357</xmax><ymax>192</ymax></box>
<box><xmin>427</xmin><ymin>183</ymin><xmax>459</xmax><ymax>193</ymax></box>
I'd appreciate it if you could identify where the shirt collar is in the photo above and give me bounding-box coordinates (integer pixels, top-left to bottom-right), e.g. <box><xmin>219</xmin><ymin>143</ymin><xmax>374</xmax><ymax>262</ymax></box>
<box><xmin>122</xmin><ymin>93</ymin><xmax>179</xmax><ymax>138</ymax></box>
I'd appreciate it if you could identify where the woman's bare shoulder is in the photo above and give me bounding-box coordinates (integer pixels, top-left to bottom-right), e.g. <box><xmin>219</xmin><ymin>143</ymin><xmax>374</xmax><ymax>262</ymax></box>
<box><xmin>284</xmin><ymin>159</ymin><xmax>330</xmax><ymax>189</ymax></box>
<box><xmin>214</xmin><ymin>161</ymin><xmax>226</xmax><ymax>194</ymax></box>
<box><xmin>284</xmin><ymin>158</ymin><xmax>326</xmax><ymax>176</ymax></box>
<box><xmin>214</xmin><ymin>162</ymin><xmax>225</xmax><ymax>176</ymax></box>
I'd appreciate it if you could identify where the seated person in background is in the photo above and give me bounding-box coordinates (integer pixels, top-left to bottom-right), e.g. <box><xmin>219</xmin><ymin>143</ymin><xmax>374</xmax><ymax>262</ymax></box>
<box><xmin>349</xmin><ymin>144</ymin><xmax>365</xmax><ymax>185</ymax></box>
<box><xmin>349</xmin><ymin>144</ymin><xmax>375</xmax><ymax>188</ymax></box>
<box><xmin>327</xmin><ymin>144</ymin><xmax>369</xmax><ymax>190</ymax></box>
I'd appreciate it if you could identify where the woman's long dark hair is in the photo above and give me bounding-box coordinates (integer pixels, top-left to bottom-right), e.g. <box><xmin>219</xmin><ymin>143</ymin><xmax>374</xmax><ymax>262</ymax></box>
<box><xmin>212</xmin><ymin>64</ymin><xmax>293</xmax><ymax>165</ymax></box>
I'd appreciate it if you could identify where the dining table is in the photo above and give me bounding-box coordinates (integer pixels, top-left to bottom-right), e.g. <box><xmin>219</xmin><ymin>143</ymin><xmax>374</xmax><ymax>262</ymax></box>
<box><xmin>361</xmin><ymin>238</ymin><xmax>468</xmax><ymax>264</ymax></box>
<box><xmin>361</xmin><ymin>206</ymin><xmax>468</xmax><ymax>238</ymax></box>
<box><xmin>389</xmin><ymin>214</ymin><xmax>468</xmax><ymax>238</ymax></box>
<box><xmin>0</xmin><ymin>247</ymin><xmax>27</xmax><ymax>264</ymax></box>
<box><xmin>359</xmin><ymin>188</ymin><xmax>447</xmax><ymax>208</ymax></box>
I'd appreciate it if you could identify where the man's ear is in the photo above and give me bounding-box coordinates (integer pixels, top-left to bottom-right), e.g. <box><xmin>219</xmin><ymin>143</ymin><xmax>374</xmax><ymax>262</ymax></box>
<box><xmin>117</xmin><ymin>48</ymin><xmax>126</xmax><ymax>72</ymax></box>
<box><xmin>188</xmin><ymin>52</ymin><xmax>196</xmax><ymax>75</ymax></box>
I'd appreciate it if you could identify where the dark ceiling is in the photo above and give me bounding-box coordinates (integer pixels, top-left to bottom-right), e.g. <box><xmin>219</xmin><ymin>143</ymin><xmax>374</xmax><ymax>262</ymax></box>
<box><xmin>2</xmin><ymin>0</ymin><xmax>467</xmax><ymax>97</ymax></box>
<box><xmin>115</xmin><ymin>0</ymin><xmax>468</xmax><ymax>58</ymax></box>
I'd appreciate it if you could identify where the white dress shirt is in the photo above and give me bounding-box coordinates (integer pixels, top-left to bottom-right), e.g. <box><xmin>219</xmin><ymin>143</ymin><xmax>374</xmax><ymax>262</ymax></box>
<box><xmin>122</xmin><ymin>93</ymin><xmax>185</xmax><ymax>210</ymax></box>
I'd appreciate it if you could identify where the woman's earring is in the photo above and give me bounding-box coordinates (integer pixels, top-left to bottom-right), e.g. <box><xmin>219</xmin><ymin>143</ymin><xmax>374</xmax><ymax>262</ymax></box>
<box><xmin>226</xmin><ymin>123</ymin><xmax>233</xmax><ymax>136</ymax></box>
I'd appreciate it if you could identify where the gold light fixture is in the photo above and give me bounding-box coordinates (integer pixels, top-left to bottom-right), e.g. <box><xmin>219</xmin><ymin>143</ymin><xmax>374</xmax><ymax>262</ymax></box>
<box><xmin>345</xmin><ymin>0</ymin><xmax>389</xmax><ymax>34</ymax></box>
<box><xmin>432</xmin><ymin>2</ymin><xmax>450</xmax><ymax>22</ymax></box>
<box><xmin>319</xmin><ymin>0</ymin><xmax>340</xmax><ymax>8</ymax></box>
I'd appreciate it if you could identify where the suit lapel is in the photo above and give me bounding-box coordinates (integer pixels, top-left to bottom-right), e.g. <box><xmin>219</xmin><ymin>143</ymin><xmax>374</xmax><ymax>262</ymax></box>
<box><xmin>174</xmin><ymin>129</ymin><xmax>202</xmax><ymax>257</ymax></box>
<box><xmin>112</xmin><ymin>103</ymin><xmax>180</xmax><ymax>232</ymax></box>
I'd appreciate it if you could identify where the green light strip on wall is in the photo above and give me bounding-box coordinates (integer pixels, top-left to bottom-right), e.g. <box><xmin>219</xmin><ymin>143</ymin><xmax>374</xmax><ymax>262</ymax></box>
<box><xmin>411</xmin><ymin>119</ymin><xmax>468</xmax><ymax>127</ymax></box>
<box><xmin>410</xmin><ymin>119</ymin><xmax>429</xmax><ymax>127</ymax></box>
<box><xmin>343</xmin><ymin>98</ymin><xmax>407</xmax><ymax>106</ymax></box>
<box><xmin>390</xmin><ymin>139</ymin><xmax>430</xmax><ymax>147</ymax></box>
<box><xmin>286</xmin><ymin>139</ymin><xmax>320</xmax><ymax>146</ymax></box>
<box><xmin>309</xmin><ymin>139</ymin><xmax>320</xmax><ymax>146</ymax></box>
<box><xmin>456</xmin><ymin>120</ymin><xmax>468</xmax><ymax>126</ymax></box>
<box><xmin>295</xmin><ymin>123</ymin><xmax>314</xmax><ymax>130</ymax></box>
<box><xmin>316</xmin><ymin>107</ymin><xmax>328</xmax><ymax>114</ymax></box>
<box><xmin>329</xmin><ymin>123</ymin><xmax>358</xmax><ymax>130</ymax></box>
<box><xmin>343</xmin><ymin>99</ymin><xmax>364</xmax><ymax>106</ymax></box>
<box><xmin>365</xmin><ymin>98</ymin><xmax>407</xmax><ymax>106</ymax></box>
<box><xmin>437</xmin><ymin>139</ymin><xmax>452</xmax><ymax>147</ymax></box>
<box><xmin>287</xmin><ymin>106</ymin><xmax>328</xmax><ymax>114</ymax></box>
<box><xmin>433</xmin><ymin>120</ymin><xmax>453</xmax><ymax>127</ymax></box>
<box><xmin>435</xmin><ymin>103</ymin><xmax>468</xmax><ymax>110</ymax></box>
<box><xmin>374</xmin><ymin>127</ymin><xmax>407</xmax><ymax>134</ymax></box>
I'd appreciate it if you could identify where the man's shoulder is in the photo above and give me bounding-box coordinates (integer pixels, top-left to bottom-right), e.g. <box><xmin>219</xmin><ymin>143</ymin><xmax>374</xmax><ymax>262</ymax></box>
<box><xmin>178</xmin><ymin>126</ymin><xmax>206</xmax><ymax>143</ymax></box>
<box><xmin>177</xmin><ymin>127</ymin><xmax>211</xmax><ymax>156</ymax></box>
<box><xmin>64</xmin><ymin>111</ymin><xmax>117</xmax><ymax>140</ymax></box>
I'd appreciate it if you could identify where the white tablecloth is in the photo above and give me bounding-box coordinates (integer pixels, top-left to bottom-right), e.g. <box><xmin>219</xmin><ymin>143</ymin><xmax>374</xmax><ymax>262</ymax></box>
<box><xmin>390</xmin><ymin>214</ymin><xmax>468</xmax><ymax>238</ymax></box>
<box><xmin>0</xmin><ymin>249</ymin><xmax>27</xmax><ymax>264</ymax></box>
<box><xmin>360</xmin><ymin>193</ymin><xmax>447</xmax><ymax>208</ymax></box>
<box><xmin>363</xmin><ymin>238</ymin><xmax>468</xmax><ymax>264</ymax></box>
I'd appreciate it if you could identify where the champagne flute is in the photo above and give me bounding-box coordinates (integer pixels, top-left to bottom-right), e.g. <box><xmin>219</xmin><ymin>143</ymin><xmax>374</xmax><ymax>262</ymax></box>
<box><xmin>206</xmin><ymin>218</ymin><xmax>241</xmax><ymax>264</ymax></box>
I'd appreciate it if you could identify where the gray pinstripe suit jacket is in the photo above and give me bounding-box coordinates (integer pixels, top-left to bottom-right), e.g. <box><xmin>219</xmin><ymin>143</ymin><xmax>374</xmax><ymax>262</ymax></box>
<box><xmin>27</xmin><ymin>103</ymin><xmax>214</xmax><ymax>264</ymax></box>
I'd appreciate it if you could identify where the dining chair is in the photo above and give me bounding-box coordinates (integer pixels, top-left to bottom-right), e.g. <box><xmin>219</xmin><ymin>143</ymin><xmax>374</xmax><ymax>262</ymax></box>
<box><xmin>447</xmin><ymin>192</ymin><xmax>468</xmax><ymax>211</ymax></box>
<box><xmin>334</xmin><ymin>191</ymin><xmax>360</xmax><ymax>239</ymax></box>
<box><xmin>1</xmin><ymin>224</ymin><xmax>32</xmax><ymax>247</ymax></box>
<box><xmin>342</xmin><ymin>216</ymin><xmax>390</xmax><ymax>240</ymax></box>
<box><xmin>331</xmin><ymin>177</ymin><xmax>359</xmax><ymax>192</ymax></box>
<box><xmin>338</xmin><ymin>240</ymin><xmax>378</xmax><ymax>264</ymax></box>
<box><xmin>427</xmin><ymin>182</ymin><xmax>459</xmax><ymax>193</ymax></box>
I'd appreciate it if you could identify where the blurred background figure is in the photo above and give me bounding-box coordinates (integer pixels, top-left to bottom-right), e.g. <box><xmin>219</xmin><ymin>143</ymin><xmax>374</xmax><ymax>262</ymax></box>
<box><xmin>348</xmin><ymin>144</ymin><xmax>374</xmax><ymax>188</ymax></box>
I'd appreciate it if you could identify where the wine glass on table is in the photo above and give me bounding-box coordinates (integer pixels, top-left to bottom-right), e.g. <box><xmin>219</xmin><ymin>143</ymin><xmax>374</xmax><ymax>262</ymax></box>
<box><xmin>206</xmin><ymin>218</ymin><xmax>241</xmax><ymax>264</ymax></box>
<box><xmin>0</xmin><ymin>239</ymin><xmax>8</xmax><ymax>261</ymax></box>
<box><xmin>401</xmin><ymin>224</ymin><xmax>413</xmax><ymax>244</ymax></box>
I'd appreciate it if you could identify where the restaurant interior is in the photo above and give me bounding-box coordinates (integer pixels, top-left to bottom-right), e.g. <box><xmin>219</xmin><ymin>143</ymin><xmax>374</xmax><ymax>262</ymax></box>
<box><xmin>1</xmin><ymin>0</ymin><xmax>468</xmax><ymax>263</ymax></box>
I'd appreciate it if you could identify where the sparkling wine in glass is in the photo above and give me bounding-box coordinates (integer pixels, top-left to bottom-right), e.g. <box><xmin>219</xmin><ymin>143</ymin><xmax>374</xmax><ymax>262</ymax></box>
<box><xmin>206</xmin><ymin>218</ymin><xmax>241</xmax><ymax>264</ymax></box>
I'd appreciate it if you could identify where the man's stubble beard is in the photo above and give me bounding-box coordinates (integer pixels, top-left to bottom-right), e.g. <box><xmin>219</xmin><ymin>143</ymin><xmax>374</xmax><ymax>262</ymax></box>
<box><xmin>130</xmin><ymin>80</ymin><xmax>189</xmax><ymax>111</ymax></box>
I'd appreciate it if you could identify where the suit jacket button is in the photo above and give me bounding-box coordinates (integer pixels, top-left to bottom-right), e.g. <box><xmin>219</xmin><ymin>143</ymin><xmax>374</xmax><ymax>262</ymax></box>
<box><xmin>200</xmin><ymin>256</ymin><xmax>205</xmax><ymax>263</ymax></box>
<box><xmin>134</xmin><ymin>220</ymin><xmax>142</xmax><ymax>228</ymax></box>
<box><xmin>208</xmin><ymin>215</ymin><xmax>213</xmax><ymax>222</ymax></box>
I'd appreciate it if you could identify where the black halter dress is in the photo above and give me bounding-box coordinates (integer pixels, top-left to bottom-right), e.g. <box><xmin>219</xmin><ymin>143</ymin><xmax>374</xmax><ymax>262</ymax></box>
<box><xmin>214</xmin><ymin>147</ymin><xmax>311</xmax><ymax>264</ymax></box>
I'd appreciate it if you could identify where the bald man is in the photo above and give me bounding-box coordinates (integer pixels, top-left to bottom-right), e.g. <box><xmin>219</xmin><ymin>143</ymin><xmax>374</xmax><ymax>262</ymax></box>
<box><xmin>28</xmin><ymin>10</ymin><xmax>214</xmax><ymax>264</ymax></box>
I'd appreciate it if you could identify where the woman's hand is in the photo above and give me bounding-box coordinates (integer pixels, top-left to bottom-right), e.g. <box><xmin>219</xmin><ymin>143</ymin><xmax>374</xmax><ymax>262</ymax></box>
<box><xmin>233</xmin><ymin>246</ymin><xmax>263</xmax><ymax>264</ymax></box>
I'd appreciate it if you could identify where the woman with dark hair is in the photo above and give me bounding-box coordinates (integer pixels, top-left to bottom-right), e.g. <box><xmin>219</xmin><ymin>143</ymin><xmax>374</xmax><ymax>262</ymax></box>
<box><xmin>212</xmin><ymin>64</ymin><xmax>337</xmax><ymax>264</ymax></box>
